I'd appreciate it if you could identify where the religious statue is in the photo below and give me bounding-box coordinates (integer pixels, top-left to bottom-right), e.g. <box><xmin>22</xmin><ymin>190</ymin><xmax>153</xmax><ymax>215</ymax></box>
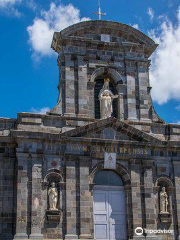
<box><xmin>160</xmin><ymin>187</ymin><xmax>169</xmax><ymax>213</ymax></box>
<box><xmin>48</xmin><ymin>182</ymin><xmax>58</xmax><ymax>211</ymax></box>
<box><xmin>99</xmin><ymin>78</ymin><xmax>118</xmax><ymax>119</ymax></box>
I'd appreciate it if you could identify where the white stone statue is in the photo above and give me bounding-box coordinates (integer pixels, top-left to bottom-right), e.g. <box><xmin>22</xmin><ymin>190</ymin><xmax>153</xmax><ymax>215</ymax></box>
<box><xmin>160</xmin><ymin>187</ymin><xmax>169</xmax><ymax>213</ymax></box>
<box><xmin>99</xmin><ymin>78</ymin><xmax>118</xmax><ymax>119</ymax></box>
<box><xmin>48</xmin><ymin>182</ymin><xmax>58</xmax><ymax>211</ymax></box>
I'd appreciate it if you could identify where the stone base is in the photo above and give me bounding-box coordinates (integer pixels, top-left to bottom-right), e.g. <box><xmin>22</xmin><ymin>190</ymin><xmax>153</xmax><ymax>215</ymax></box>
<box><xmin>29</xmin><ymin>233</ymin><xmax>43</xmax><ymax>239</ymax></box>
<box><xmin>14</xmin><ymin>233</ymin><xmax>28</xmax><ymax>239</ymax></box>
<box><xmin>127</xmin><ymin>117</ymin><xmax>138</xmax><ymax>122</ymax></box>
<box><xmin>159</xmin><ymin>212</ymin><xmax>172</xmax><ymax>223</ymax></box>
<box><xmin>65</xmin><ymin>234</ymin><xmax>78</xmax><ymax>239</ymax></box>
<box><xmin>79</xmin><ymin>234</ymin><xmax>93</xmax><ymax>239</ymax></box>
<box><xmin>46</xmin><ymin>209</ymin><xmax>61</xmax><ymax>221</ymax></box>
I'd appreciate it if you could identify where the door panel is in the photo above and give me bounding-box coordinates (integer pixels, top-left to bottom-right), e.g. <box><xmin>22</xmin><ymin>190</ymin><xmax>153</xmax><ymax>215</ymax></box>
<box><xmin>94</xmin><ymin>191</ymin><xmax>109</xmax><ymax>240</ymax></box>
<box><xmin>109</xmin><ymin>190</ymin><xmax>126</xmax><ymax>240</ymax></box>
<box><xmin>95</xmin><ymin>224</ymin><xmax>108</xmax><ymax>239</ymax></box>
<box><xmin>93</xmin><ymin>187</ymin><xmax>127</xmax><ymax>240</ymax></box>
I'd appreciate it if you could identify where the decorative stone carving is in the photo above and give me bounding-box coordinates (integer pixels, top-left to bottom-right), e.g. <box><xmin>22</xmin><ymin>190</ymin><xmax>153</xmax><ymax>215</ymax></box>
<box><xmin>104</xmin><ymin>152</ymin><xmax>116</xmax><ymax>169</ymax></box>
<box><xmin>160</xmin><ymin>187</ymin><xmax>169</xmax><ymax>214</ymax></box>
<box><xmin>48</xmin><ymin>182</ymin><xmax>58</xmax><ymax>211</ymax></box>
<box><xmin>99</xmin><ymin>78</ymin><xmax>118</xmax><ymax>119</ymax></box>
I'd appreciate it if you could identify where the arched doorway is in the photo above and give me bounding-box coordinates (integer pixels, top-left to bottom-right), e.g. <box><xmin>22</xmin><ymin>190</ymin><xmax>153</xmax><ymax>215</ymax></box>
<box><xmin>94</xmin><ymin>77</ymin><xmax>118</xmax><ymax>119</ymax></box>
<box><xmin>93</xmin><ymin>170</ymin><xmax>127</xmax><ymax>240</ymax></box>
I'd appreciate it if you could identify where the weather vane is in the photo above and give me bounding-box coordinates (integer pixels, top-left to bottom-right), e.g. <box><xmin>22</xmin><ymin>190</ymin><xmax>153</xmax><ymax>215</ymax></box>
<box><xmin>93</xmin><ymin>0</ymin><xmax>106</xmax><ymax>20</ymax></box>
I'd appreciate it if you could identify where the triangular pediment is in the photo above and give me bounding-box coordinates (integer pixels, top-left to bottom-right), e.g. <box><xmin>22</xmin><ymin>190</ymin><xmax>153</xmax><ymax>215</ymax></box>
<box><xmin>60</xmin><ymin>117</ymin><xmax>163</xmax><ymax>145</ymax></box>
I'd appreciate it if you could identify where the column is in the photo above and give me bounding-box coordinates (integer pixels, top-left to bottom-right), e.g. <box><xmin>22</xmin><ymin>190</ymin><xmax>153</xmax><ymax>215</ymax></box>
<box><xmin>14</xmin><ymin>153</ymin><xmax>29</xmax><ymax>239</ymax></box>
<box><xmin>130</xmin><ymin>160</ymin><xmax>144</xmax><ymax>239</ymax></box>
<box><xmin>79</xmin><ymin>157</ymin><xmax>93</xmax><ymax>239</ymax></box>
<box><xmin>29</xmin><ymin>154</ymin><xmax>43</xmax><ymax>239</ymax></box>
<box><xmin>143</xmin><ymin>161</ymin><xmax>158</xmax><ymax>240</ymax></box>
<box><xmin>138</xmin><ymin>62</ymin><xmax>150</xmax><ymax>122</ymax></box>
<box><xmin>65</xmin><ymin>157</ymin><xmax>78</xmax><ymax>239</ymax></box>
<box><xmin>127</xmin><ymin>75</ymin><xmax>138</xmax><ymax>121</ymax></box>
<box><xmin>65</xmin><ymin>55</ymin><xmax>76</xmax><ymax>116</ymax></box>
<box><xmin>78</xmin><ymin>61</ymin><xmax>88</xmax><ymax>116</ymax></box>
<box><xmin>124</xmin><ymin>185</ymin><xmax>133</xmax><ymax>240</ymax></box>
<box><xmin>118</xmin><ymin>94</ymin><xmax>124</xmax><ymax>121</ymax></box>
<box><xmin>173</xmin><ymin>161</ymin><xmax>180</xmax><ymax>240</ymax></box>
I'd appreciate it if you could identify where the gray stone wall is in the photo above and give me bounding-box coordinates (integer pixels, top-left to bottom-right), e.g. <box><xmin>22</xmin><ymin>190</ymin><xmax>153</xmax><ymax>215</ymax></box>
<box><xmin>0</xmin><ymin>141</ymin><xmax>16</xmax><ymax>239</ymax></box>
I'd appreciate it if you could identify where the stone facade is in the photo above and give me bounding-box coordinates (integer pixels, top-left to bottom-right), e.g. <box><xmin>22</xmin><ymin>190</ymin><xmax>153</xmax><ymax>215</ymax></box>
<box><xmin>0</xmin><ymin>20</ymin><xmax>180</xmax><ymax>240</ymax></box>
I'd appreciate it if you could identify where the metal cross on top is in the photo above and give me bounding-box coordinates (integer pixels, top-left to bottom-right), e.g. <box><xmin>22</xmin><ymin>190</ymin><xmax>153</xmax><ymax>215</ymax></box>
<box><xmin>93</xmin><ymin>0</ymin><xmax>106</xmax><ymax>20</ymax></box>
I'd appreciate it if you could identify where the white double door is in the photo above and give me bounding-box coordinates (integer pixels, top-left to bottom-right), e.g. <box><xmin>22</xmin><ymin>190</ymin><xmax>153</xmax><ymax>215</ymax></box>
<box><xmin>93</xmin><ymin>186</ymin><xmax>127</xmax><ymax>240</ymax></box>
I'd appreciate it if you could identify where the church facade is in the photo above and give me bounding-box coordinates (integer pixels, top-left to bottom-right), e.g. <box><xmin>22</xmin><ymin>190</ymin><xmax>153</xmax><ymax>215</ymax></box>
<box><xmin>1</xmin><ymin>20</ymin><xmax>180</xmax><ymax>240</ymax></box>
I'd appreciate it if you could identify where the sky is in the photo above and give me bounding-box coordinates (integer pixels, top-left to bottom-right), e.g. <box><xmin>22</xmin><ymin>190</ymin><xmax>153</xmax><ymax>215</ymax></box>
<box><xmin>0</xmin><ymin>0</ymin><xmax>180</xmax><ymax>123</ymax></box>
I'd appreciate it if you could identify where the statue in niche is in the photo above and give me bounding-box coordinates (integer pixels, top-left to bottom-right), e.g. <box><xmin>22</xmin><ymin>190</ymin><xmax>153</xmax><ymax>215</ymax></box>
<box><xmin>99</xmin><ymin>78</ymin><xmax>118</xmax><ymax>119</ymax></box>
<box><xmin>160</xmin><ymin>187</ymin><xmax>169</xmax><ymax>213</ymax></box>
<box><xmin>48</xmin><ymin>182</ymin><xmax>58</xmax><ymax>211</ymax></box>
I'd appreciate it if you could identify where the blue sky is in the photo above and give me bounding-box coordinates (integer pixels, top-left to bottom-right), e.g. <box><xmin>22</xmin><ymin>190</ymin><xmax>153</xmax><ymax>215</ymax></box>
<box><xmin>0</xmin><ymin>0</ymin><xmax>180</xmax><ymax>123</ymax></box>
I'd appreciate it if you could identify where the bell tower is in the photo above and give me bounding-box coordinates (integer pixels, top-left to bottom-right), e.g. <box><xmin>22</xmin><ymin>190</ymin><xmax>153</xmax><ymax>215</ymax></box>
<box><xmin>50</xmin><ymin>20</ymin><xmax>162</xmax><ymax>123</ymax></box>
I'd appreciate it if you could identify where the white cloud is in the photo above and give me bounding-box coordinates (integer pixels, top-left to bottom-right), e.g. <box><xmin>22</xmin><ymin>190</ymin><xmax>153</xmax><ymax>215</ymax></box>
<box><xmin>27</xmin><ymin>3</ymin><xmax>90</xmax><ymax>58</ymax></box>
<box><xmin>149</xmin><ymin>7</ymin><xmax>180</xmax><ymax>104</ymax></box>
<box><xmin>147</xmin><ymin>7</ymin><xmax>154</xmax><ymax>21</ymax></box>
<box><xmin>132</xmin><ymin>23</ymin><xmax>139</xmax><ymax>30</ymax></box>
<box><xmin>25</xmin><ymin>0</ymin><xmax>37</xmax><ymax>11</ymax></box>
<box><xmin>0</xmin><ymin>0</ymin><xmax>22</xmax><ymax>17</ymax></box>
<box><xmin>0</xmin><ymin>0</ymin><xmax>20</xmax><ymax>7</ymax></box>
<box><xmin>31</xmin><ymin>107</ymin><xmax>50</xmax><ymax>114</ymax></box>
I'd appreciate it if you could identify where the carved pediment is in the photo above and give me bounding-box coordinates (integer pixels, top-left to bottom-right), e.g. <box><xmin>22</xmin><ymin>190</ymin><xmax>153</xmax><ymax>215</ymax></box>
<box><xmin>60</xmin><ymin>117</ymin><xmax>163</xmax><ymax>145</ymax></box>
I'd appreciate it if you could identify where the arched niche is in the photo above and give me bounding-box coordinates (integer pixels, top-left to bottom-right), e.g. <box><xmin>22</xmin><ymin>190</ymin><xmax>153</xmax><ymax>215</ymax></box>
<box><xmin>42</xmin><ymin>169</ymin><xmax>65</xmax><ymax>221</ymax></box>
<box><xmin>90</xmin><ymin>68</ymin><xmax>123</xmax><ymax>119</ymax></box>
<box><xmin>43</xmin><ymin>168</ymin><xmax>63</xmax><ymax>186</ymax></box>
<box><xmin>154</xmin><ymin>176</ymin><xmax>174</xmax><ymax>191</ymax></box>
<box><xmin>90</xmin><ymin>67</ymin><xmax>123</xmax><ymax>86</ymax></box>
<box><xmin>154</xmin><ymin>175</ymin><xmax>174</xmax><ymax>225</ymax></box>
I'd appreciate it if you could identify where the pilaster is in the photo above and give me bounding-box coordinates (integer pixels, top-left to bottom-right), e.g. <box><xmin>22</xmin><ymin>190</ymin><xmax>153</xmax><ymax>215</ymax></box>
<box><xmin>142</xmin><ymin>160</ymin><xmax>158</xmax><ymax>240</ymax></box>
<box><xmin>14</xmin><ymin>152</ymin><xmax>29</xmax><ymax>239</ymax></box>
<box><xmin>65</xmin><ymin>157</ymin><xmax>78</xmax><ymax>239</ymax></box>
<box><xmin>64</xmin><ymin>55</ymin><xmax>76</xmax><ymax>116</ymax></box>
<box><xmin>130</xmin><ymin>159</ymin><xmax>143</xmax><ymax>238</ymax></box>
<box><xmin>79</xmin><ymin>157</ymin><xmax>93</xmax><ymax>239</ymax></box>
<box><xmin>173</xmin><ymin>161</ymin><xmax>180</xmax><ymax>238</ymax></box>
<box><xmin>138</xmin><ymin>62</ymin><xmax>151</xmax><ymax>122</ymax></box>
<box><xmin>29</xmin><ymin>154</ymin><xmax>43</xmax><ymax>239</ymax></box>
<box><xmin>127</xmin><ymin>74</ymin><xmax>138</xmax><ymax>121</ymax></box>
<box><xmin>77</xmin><ymin>59</ymin><xmax>88</xmax><ymax>117</ymax></box>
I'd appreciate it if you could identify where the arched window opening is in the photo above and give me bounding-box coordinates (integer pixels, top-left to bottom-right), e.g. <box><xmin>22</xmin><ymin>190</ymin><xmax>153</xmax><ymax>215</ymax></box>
<box><xmin>94</xmin><ymin>170</ymin><xmax>124</xmax><ymax>186</ymax></box>
<box><xmin>94</xmin><ymin>77</ymin><xmax>118</xmax><ymax>119</ymax></box>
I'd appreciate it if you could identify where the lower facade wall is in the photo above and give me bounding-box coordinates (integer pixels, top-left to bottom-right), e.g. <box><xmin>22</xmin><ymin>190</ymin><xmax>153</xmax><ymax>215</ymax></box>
<box><xmin>0</xmin><ymin>147</ymin><xmax>179</xmax><ymax>240</ymax></box>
